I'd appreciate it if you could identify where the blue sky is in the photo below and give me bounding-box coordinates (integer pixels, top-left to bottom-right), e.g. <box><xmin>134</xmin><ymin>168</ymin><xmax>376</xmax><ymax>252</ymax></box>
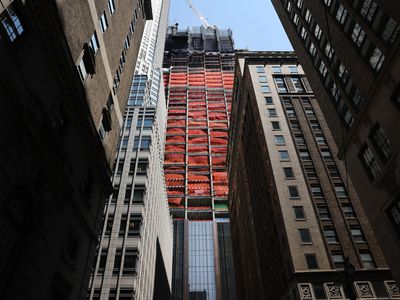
<box><xmin>168</xmin><ymin>0</ymin><xmax>293</xmax><ymax>51</ymax></box>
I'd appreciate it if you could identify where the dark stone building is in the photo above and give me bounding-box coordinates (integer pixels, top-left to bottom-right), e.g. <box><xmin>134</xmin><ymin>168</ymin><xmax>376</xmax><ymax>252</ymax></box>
<box><xmin>0</xmin><ymin>0</ymin><xmax>151</xmax><ymax>298</ymax></box>
<box><xmin>228</xmin><ymin>51</ymin><xmax>399</xmax><ymax>299</ymax></box>
<box><xmin>272</xmin><ymin>0</ymin><xmax>400</xmax><ymax>282</ymax></box>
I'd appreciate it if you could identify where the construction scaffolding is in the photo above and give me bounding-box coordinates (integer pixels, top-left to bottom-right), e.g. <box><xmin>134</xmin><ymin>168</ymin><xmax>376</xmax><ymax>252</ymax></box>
<box><xmin>163</xmin><ymin>30</ymin><xmax>234</xmax><ymax>221</ymax></box>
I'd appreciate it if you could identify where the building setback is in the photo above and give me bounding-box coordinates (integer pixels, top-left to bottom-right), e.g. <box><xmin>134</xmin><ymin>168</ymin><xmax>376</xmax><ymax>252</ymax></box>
<box><xmin>163</xmin><ymin>26</ymin><xmax>236</xmax><ymax>300</ymax></box>
<box><xmin>86</xmin><ymin>0</ymin><xmax>173</xmax><ymax>299</ymax></box>
<box><xmin>271</xmin><ymin>0</ymin><xmax>400</xmax><ymax>282</ymax></box>
<box><xmin>228</xmin><ymin>51</ymin><xmax>399</xmax><ymax>300</ymax></box>
<box><xmin>0</xmin><ymin>0</ymin><xmax>151</xmax><ymax>299</ymax></box>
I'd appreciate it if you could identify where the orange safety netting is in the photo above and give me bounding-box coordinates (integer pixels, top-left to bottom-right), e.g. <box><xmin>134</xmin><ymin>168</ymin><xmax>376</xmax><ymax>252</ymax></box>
<box><xmin>165</xmin><ymin>173</ymin><xmax>184</xmax><ymax>180</ymax></box>
<box><xmin>168</xmin><ymin>109</ymin><xmax>186</xmax><ymax>115</ymax></box>
<box><xmin>168</xmin><ymin>119</ymin><xmax>186</xmax><ymax>127</ymax></box>
<box><xmin>165</xmin><ymin>154</ymin><xmax>185</xmax><ymax>164</ymax></box>
<box><xmin>166</xmin><ymin>136</ymin><xmax>185</xmax><ymax>143</ymax></box>
<box><xmin>168</xmin><ymin>198</ymin><xmax>184</xmax><ymax>205</ymax></box>
<box><xmin>167</xmin><ymin>187</ymin><xmax>185</xmax><ymax>195</ymax></box>
<box><xmin>188</xmin><ymin>156</ymin><xmax>209</xmax><ymax>166</ymax></box>
<box><xmin>165</xmin><ymin>144</ymin><xmax>185</xmax><ymax>152</ymax></box>
<box><xmin>187</xmin><ymin>206</ymin><xmax>212</xmax><ymax>211</ymax></box>
<box><xmin>213</xmin><ymin>172</ymin><xmax>228</xmax><ymax>183</ymax></box>
<box><xmin>188</xmin><ymin>137</ymin><xmax>208</xmax><ymax>144</ymax></box>
<box><xmin>166</xmin><ymin>180</ymin><xmax>185</xmax><ymax>187</ymax></box>
<box><xmin>212</xmin><ymin>156</ymin><xmax>226</xmax><ymax>166</ymax></box>
<box><xmin>214</xmin><ymin>187</ymin><xmax>229</xmax><ymax>197</ymax></box>
<box><xmin>188</xmin><ymin>174</ymin><xmax>210</xmax><ymax>182</ymax></box>
<box><xmin>210</xmin><ymin>131</ymin><xmax>228</xmax><ymax>138</ymax></box>
<box><xmin>188</xmin><ymin>145</ymin><xmax>208</xmax><ymax>153</ymax></box>
<box><xmin>211</xmin><ymin>147</ymin><xmax>227</xmax><ymax>154</ymax></box>
<box><xmin>187</xmin><ymin>167</ymin><xmax>209</xmax><ymax>173</ymax></box>
<box><xmin>189</xmin><ymin>102</ymin><xmax>206</xmax><ymax>108</ymax></box>
<box><xmin>167</xmin><ymin>128</ymin><xmax>185</xmax><ymax>135</ymax></box>
<box><xmin>210</xmin><ymin>137</ymin><xmax>228</xmax><ymax>145</ymax></box>
<box><xmin>209</xmin><ymin>122</ymin><xmax>228</xmax><ymax>129</ymax></box>
<box><xmin>209</xmin><ymin>112</ymin><xmax>227</xmax><ymax>120</ymax></box>
<box><xmin>189</xmin><ymin>129</ymin><xmax>207</xmax><ymax>135</ymax></box>
<box><xmin>164</xmin><ymin>165</ymin><xmax>185</xmax><ymax>172</ymax></box>
<box><xmin>188</xmin><ymin>188</ymin><xmax>211</xmax><ymax>196</ymax></box>
<box><xmin>188</xmin><ymin>120</ymin><xmax>207</xmax><ymax>127</ymax></box>
<box><xmin>188</xmin><ymin>111</ymin><xmax>206</xmax><ymax>119</ymax></box>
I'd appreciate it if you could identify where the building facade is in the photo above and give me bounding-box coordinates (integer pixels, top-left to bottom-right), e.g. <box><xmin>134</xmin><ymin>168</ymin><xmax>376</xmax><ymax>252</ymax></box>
<box><xmin>0</xmin><ymin>0</ymin><xmax>151</xmax><ymax>299</ymax></box>
<box><xmin>86</xmin><ymin>0</ymin><xmax>173</xmax><ymax>299</ymax></box>
<box><xmin>228</xmin><ymin>51</ymin><xmax>399</xmax><ymax>299</ymax></box>
<box><xmin>272</xmin><ymin>0</ymin><xmax>400</xmax><ymax>281</ymax></box>
<box><xmin>163</xmin><ymin>26</ymin><xmax>236</xmax><ymax>300</ymax></box>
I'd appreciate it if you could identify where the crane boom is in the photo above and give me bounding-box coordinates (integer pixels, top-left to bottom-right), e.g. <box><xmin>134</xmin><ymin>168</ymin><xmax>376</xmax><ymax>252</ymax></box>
<box><xmin>185</xmin><ymin>0</ymin><xmax>215</xmax><ymax>29</ymax></box>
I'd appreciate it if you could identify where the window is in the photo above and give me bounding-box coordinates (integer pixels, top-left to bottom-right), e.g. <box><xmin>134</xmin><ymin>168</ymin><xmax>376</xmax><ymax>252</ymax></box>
<box><xmin>359</xmin><ymin>144</ymin><xmax>380</xmax><ymax>180</ymax></box>
<box><xmin>272</xmin><ymin>66</ymin><xmax>282</xmax><ymax>73</ymax></box>
<box><xmin>105</xmin><ymin>214</ymin><xmax>114</xmax><ymax>236</ymax></box>
<box><xmin>0</xmin><ymin>3</ymin><xmax>24</xmax><ymax>42</ymax></box>
<box><xmin>310</xmin><ymin>120</ymin><xmax>320</xmax><ymax>130</ymax></box>
<box><xmin>382</xmin><ymin>17</ymin><xmax>400</xmax><ymax>44</ymax></box>
<box><xmin>123</xmin><ymin>249</ymin><xmax>138</xmax><ymax>275</ymax></box>
<box><xmin>325</xmin><ymin>42</ymin><xmax>334</xmax><ymax>59</ymax></box>
<box><xmin>305</xmin><ymin>167</ymin><xmax>317</xmax><ymax>179</ymax></box>
<box><xmin>143</xmin><ymin>118</ymin><xmax>153</xmax><ymax>129</ymax></box>
<box><xmin>283</xmin><ymin>167</ymin><xmax>294</xmax><ymax>179</ymax></box>
<box><xmin>360</xmin><ymin>0</ymin><xmax>378</xmax><ymax>23</ymax></box>
<box><xmin>328</xmin><ymin>165</ymin><xmax>340</xmax><ymax>178</ymax></box>
<box><xmin>351</xmin><ymin>23</ymin><xmax>366</xmax><ymax>47</ymax></box>
<box><xmin>360</xmin><ymin>251</ymin><xmax>376</xmax><ymax>268</ymax></box>
<box><xmin>291</xmin><ymin>77</ymin><xmax>304</xmax><ymax>92</ymax></box>
<box><xmin>111</xmin><ymin>187</ymin><xmax>119</xmax><ymax>203</ymax></box>
<box><xmin>295</xmin><ymin>135</ymin><xmax>306</xmax><ymax>145</ymax></box>
<box><xmin>256</xmin><ymin>66</ymin><xmax>264</xmax><ymax>73</ymax></box>
<box><xmin>311</xmin><ymin>186</ymin><xmax>324</xmax><ymax>198</ymax></box>
<box><xmin>336</xmin><ymin>4</ymin><xmax>348</xmax><ymax>24</ymax></box>
<box><xmin>305</xmin><ymin>108</ymin><xmax>315</xmax><ymax>116</ymax></box>
<box><xmin>268</xmin><ymin>108</ymin><xmax>277</xmax><ymax>117</ymax></box>
<box><xmin>271</xmin><ymin>121</ymin><xmax>281</xmax><ymax>130</ymax></box>
<box><xmin>279</xmin><ymin>150</ymin><xmax>290</xmax><ymax>161</ymax></box>
<box><xmin>261</xmin><ymin>85</ymin><xmax>271</xmax><ymax>93</ymax></box>
<box><xmin>369</xmin><ymin>47</ymin><xmax>385</xmax><ymax>71</ymax></box>
<box><xmin>351</xmin><ymin>226</ymin><xmax>366</xmax><ymax>242</ymax></box>
<box><xmin>305</xmin><ymin>254</ymin><xmax>318</xmax><ymax>269</ymax></box>
<box><xmin>370</xmin><ymin>124</ymin><xmax>393</xmax><ymax>162</ymax></box>
<box><xmin>99</xmin><ymin>12</ymin><xmax>108</xmax><ymax>33</ymax></box>
<box><xmin>286</xmin><ymin>108</ymin><xmax>295</xmax><ymax>117</ymax></box>
<box><xmin>133</xmin><ymin>185</ymin><xmax>145</xmax><ymax>203</ymax></box>
<box><xmin>313</xmin><ymin>283</ymin><xmax>327</xmax><ymax>299</ymax></box>
<box><xmin>322</xmin><ymin>149</ymin><xmax>332</xmax><ymax>159</ymax></box>
<box><xmin>318</xmin><ymin>206</ymin><xmax>331</xmax><ymax>220</ymax></box>
<box><xmin>324</xmin><ymin>227</ymin><xmax>339</xmax><ymax>244</ymax></box>
<box><xmin>124</xmin><ymin>185</ymin><xmax>132</xmax><ymax>204</ymax></box>
<box><xmin>289</xmin><ymin>66</ymin><xmax>298</xmax><ymax>73</ymax></box>
<box><xmin>387</xmin><ymin>197</ymin><xmax>400</xmax><ymax>238</ymax></box>
<box><xmin>119</xmin><ymin>214</ymin><xmax>127</xmax><ymax>237</ymax></box>
<box><xmin>342</xmin><ymin>203</ymin><xmax>356</xmax><ymax>219</ymax></box>
<box><xmin>315</xmin><ymin>135</ymin><xmax>326</xmax><ymax>145</ymax></box>
<box><xmin>140</xmin><ymin>136</ymin><xmax>151</xmax><ymax>150</ymax></box>
<box><xmin>119</xmin><ymin>289</ymin><xmax>134</xmax><ymax>300</ymax></box>
<box><xmin>289</xmin><ymin>186</ymin><xmax>300</xmax><ymax>198</ymax></box>
<box><xmin>98</xmin><ymin>248</ymin><xmax>108</xmax><ymax>274</ymax></box>
<box><xmin>77</xmin><ymin>57</ymin><xmax>88</xmax><ymax>82</ymax></box>
<box><xmin>258</xmin><ymin>76</ymin><xmax>268</xmax><ymax>83</ymax></box>
<box><xmin>274</xmin><ymin>135</ymin><xmax>285</xmax><ymax>145</ymax></box>
<box><xmin>136</xmin><ymin>160</ymin><xmax>148</xmax><ymax>175</ymax></box>
<box><xmin>335</xmin><ymin>185</ymin><xmax>348</xmax><ymax>197</ymax></box>
<box><xmin>265</xmin><ymin>96</ymin><xmax>273</xmax><ymax>104</ymax></box>
<box><xmin>275</xmin><ymin>77</ymin><xmax>288</xmax><ymax>93</ymax></box>
<box><xmin>121</xmin><ymin>137</ymin><xmax>128</xmax><ymax>149</ymax></box>
<box><xmin>309</xmin><ymin>42</ymin><xmax>317</xmax><ymax>56</ymax></box>
<box><xmin>64</xmin><ymin>231</ymin><xmax>80</xmax><ymax>266</ymax></box>
<box><xmin>125</xmin><ymin>116</ymin><xmax>132</xmax><ymax>129</ymax></box>
<box><xmin>299</xmin><ymin>149</ymin><xmax>311</xmax><ymax>161</ymax></box>
<box><xmin>90</xmin><ymin>32</ymin><xmax>100</xmax><ymax>53</ymax></box>
<box><xmin>305</xmin><ymin>9</ymin><xmax>312</xmax><ymax>23</ymax></box>
<box><xmin>314</xmin><ymin>24</ymin><xmax>322</xmax><ymax>40</ymax></box>
<box><xmin>113</xmin><ymin>249</ymin><xmax>122</xmax><ymax>275</ymax></box>
<box><xmin>108</xmin><ymin>0</ymin><xmax>116</xmax><ymax>15</ymax></box>
<box><xmin>332</xmin><ymin>251</ymin><xmax>345</xmax><ymax>268</ymax></box>
<box><xmin>294</xmin><ymin>206</ymin><xmax>305</xmax><ymax>219</ymax></box>
<box><xmin>128</xmin><ymin>214</ymin><xmax>142</xmax><ymax>236</ymax></box>
<box><xmin>299</xmin><ymin>229</ymin><xmax>312</xmax><ymax>243</ymax></box>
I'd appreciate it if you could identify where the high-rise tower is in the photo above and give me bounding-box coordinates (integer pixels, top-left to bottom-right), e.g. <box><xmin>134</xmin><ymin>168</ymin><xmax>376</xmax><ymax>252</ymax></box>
<box><xmin>272</xmin><ymin>0</ymin><xmax>400</xmax><ymax>281</ymax></box>
<box><xmin>163</xmin><ymin>26</ymin><xmax>236</xmax><ymax>300</ymax></box>
<box><xmin>228</xmin><ymin>51</ymin><xmax>399</xmax><ymax>300</ymax></box>
<box><xmin>86</xmin><ymin>0</ymin><xmax>173</xmax><ymax>299</ymax></box>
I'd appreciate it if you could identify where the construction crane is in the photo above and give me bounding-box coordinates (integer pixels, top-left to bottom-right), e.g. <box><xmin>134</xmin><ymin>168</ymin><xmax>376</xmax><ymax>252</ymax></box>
<box><xmin>185</xmin><ymin>0</ymin><xmax>216</xmax><ymax>30</ymax></box>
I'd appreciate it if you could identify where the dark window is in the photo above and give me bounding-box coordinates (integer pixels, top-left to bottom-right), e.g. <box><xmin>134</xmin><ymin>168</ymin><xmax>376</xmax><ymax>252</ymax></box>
<box><xmin>119</xmin><ymin>214</ymin><xmax>127</xmax><ymax>237</ymax></box>
<box><xmin>342</xmin><ymin>204</ymin><xmax>356</xmax><ymax>219</ymax></box>
<box><xmin>98</xmin><ymin>248</ymin><xmax>108</xmax><ymax>274</ymax></box>
<box><xmin>268</xmin><ymin>108</ymin><xmax>277</xmax><ymax>117</ymax></box>
<box><xmin>289</xmin><ymin>186</ymin><xmax>300</xmax><ymax>198</ymax></box>
<box><xmin>359</xmin><ymin>144</ymin><xmax>381</xmax><ymax>180</ymax></box>
<box><xmin>305</xmin><ymin>167</ymin><xmax>317</xmax><ymax>179</ymax></box>
<box><xmin>279</xmin><ymin>150</ymin><xmax>290</xmax><ymax>161</ymax></box>
<box><xmin>294</xmin><ymin>206</ymin><xmax>305</xmax><ymax>219</ymax></box>
<box><xmin>124</xmin><ymin>185</ymin><xmax>132</xmax><ymax>204</ymax></box>
<box><xmin>121</xmin><ymin>137</ymin><xmax>128</xmax><ymax>149</ymax></box>
<box><xmin>136</xmin><ymin>160</ymin><xmax>148</xmax><ymax>175</ymax></box>
<box><xmin>122</xmin><ymin>249</ymin><xmax>138</xmax><ymax>275</ymax></box>
<box><xmin>350</xmin><ymin>226</ymin><xmax>366</xmax><ymax>242</ymax></box>
<box><xmin>116</xmin><ymin>161</ymin><xmax>124</xmax><ymax>175</ymax></box>
<box><xmin>143</xmin><ymin>118</ymin><xmax>153</xmax><ymax>129</ymax></box>
<box><xmin>275</xmin><ymin>77</ymin><xmax>288</xmax><ymax>93</ymax></box>
<box><xmin>265</xmin><ymin>96</ymin><xmax>273</xmax><ymax>104</ymax></box>
<box><xmin>140</xmin><ymin>136</ymin><xmax>151</xmax><ymax>150</ymax></box>
<box><xmin>371</xmin><ymin>281</ymin><xmax>389</xmax><ymax>298</ymax></box>
<box><xmin>370</xmin><ymin>124</ymin><xmax>393</xmax><ymax>162</ymax></box>
<box><xmin>386</xmin><ymin>196</ymin><xmax>400</xmax><ymax>238</ymax></box>
<box><xmin>318</xmin><ymin>206</ymin><xmax>331</xmax><ymax>220</ymax></box>
<box><xmin>125</xmin><ymin>117</ymin><xmax>132</xmax><ymax>129</ymax></box>
<box><xmin>299</xmin><ymin>149</ymin><xmax>311</xmax><ymax>160</ymax></box>
<box><xmin>272</xmin><ymin>121</ymin><xmax>281</xmax><ymax>130</ymax></box>
<box><xmin>311</xmin><ymin>186</ymin><xmax>324</xmax><ymax>198</ymax></box>
<box><xmin>299</xmin><ymin>229</ymin><xmax>312</xmax><ymax>243</ymax></box>
<box><xmin>305</xmin><ymin>254</ymin><xmax>318</xmax><ymax>269</ymax></box>
<box><xmin>360</xmin><ymin>250</ymin><xmax>376</xmax><ymax>268</ymax></box>
<box><xmin>129</xmin><ymin>160</ymin><xmax>135</xmax><ymax>175</ymax></box>
<box><xmin>119</xmin><ymin>288</ymin><xmax>135</xmax><ymax>300</ymax></box>
<box><xmin>128</xmin><ymin>214</ymin><xmax>142</xmax><ymax>237</ymax></box>
<box><xmin>283</xmin><ymin>167</ymin><xmax>294</xmax><ymax>179</ymax></box>
<box><xmin>105</xmin><ymin>215</ymin><xmax>114</xmax><ymax>236</ymax></box>
<box><xmin>328</xmin><ymin>165</ymin><xmax>340</xmax><ymax>178</ymax></box>
<box><xmin>332</xmin><ymin>251</ymin><xmax>345</xmax><ymax>268</ymax></box>
<box><xmin>324</xmin><ymin>227</ymin><xmax>339</xmax><ymax>244</ymax></box>
<box><xmin>113</xmin><ymin>249</ymin><xmax>122</xmax><ymax>275</ymax></box>
<box><xmin>133</xmin><ymin>185</ymin><xmax>145</xmax><ymax>203</ymax></box>
<box><xmin>334</xmin><ymin>184</ymin><xmax>348</xmax><ymax>197</ymax></box>
<box><xmin>274</xmin><ymin>135</ymin><xmax>285</xmax><ymax>145</ymax></box>
<box><xmin>0</xmin><ymin>3</ymin><xmax>24</xmax><ymax>42</ymax></box>
<box><xmin>291</xmin><ymin>77</ymin><xmax>304</xmax><ymax>92</ymax></box>
<box><xmin>313</xmin><ymin>283</ymin><xmax>327</xmax><ymax>299</ymax></box>
<box><xmin>111</xmin><ymin>187</ymin><xmax>119</xmax><ymax>204</ymax></box>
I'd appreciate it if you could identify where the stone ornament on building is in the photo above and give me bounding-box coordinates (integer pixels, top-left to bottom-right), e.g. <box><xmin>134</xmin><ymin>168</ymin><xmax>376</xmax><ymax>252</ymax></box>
<box><xmin>299</xmin><ymin>284</ymin><xmax>313</xmax><ymax>299</ymax></box>
<box><xmin>386</xmin><ymin>281</ymin><xmax>400</xmax><ymax>298</ymax></box>
<box><xmin>355</xmin><ymin>281</ymin><xmax>374</xmax><ymax>298</ymax></box>
<box><xmin>326</xmin><ymin>283</ymin><xmax>343</xmax><ymax>299</ymax></box>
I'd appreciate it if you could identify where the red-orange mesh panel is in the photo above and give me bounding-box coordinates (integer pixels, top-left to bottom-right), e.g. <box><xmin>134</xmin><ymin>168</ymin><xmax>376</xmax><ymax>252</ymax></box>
<box><xmin>188</xmin><ymin>174</ymin><xmax>210</xmax><ymax>182</ymax></box>
<box><xmin>168</xmin><ymin>198</ymin><xmax>183</xmax><ymax>205</ymax></box>
<box><xmin>166</xmin><ymin>180</ymin><xmax>185</xmax><ymax>187</ymax></box>
<box><xmin>188</xmin><ymin>111</ymin><xmax>206</xmax><ymax>119</ymax></box>
<box><xmin>166</xmin><ymin>136</ymin><xmax>185</xmax><ymax>143</ymax></box>
<box><xmin>168</xmin><ymin>119</ymin><xmax>186</xmax><ymax>127</ymax></box>
<box><xmin>214</xmin><ymin>186</ymin><xmax>229</xmax><ymax>197</ymax></box>
<box><xmin>187</xmin><ymin>206</ymin><xmax>212</xmax><ymax>211</ymax></box>
<box><xmin>209</xmin><ymin>122</ymin><xmax>228</xmax><ymax>129</ymax></box>
<box><xmin>210</xmin><ymin>131</ymin><xmax>228</xmax><ymax>138</ymax></box>
<box><xmin>167</xmin><ymin>128</ymin><xmax>185</xmax><ymax>135</ymax></box>
<box><xmin>211</xmin><ymin>147</ymin><xmax>227</xmax><ymax>154</ymax></box>
<box><xmin>188</xmin><ymin>137</ymin><xmax>208</xmax><ymax>144</ymax></box>
<box><xmin>168</xmin><ymin>109</ymin><xmax>186</xmax><ymax>115</ymax></box>
<box><xmin>188</xmin><ymin>120</ymin><xmax>207</xmax><ymax>127</ymax></box>
<box><xmin>165</xmin><ymin>173</ymin><xmax>185</xmax><ymax>181</ymax></box>
<box><xmin>188</xmin><ymin>129</ymin><xmax>207</xmax><ymax>135</ymax></box>
<box><xmin>165</xmin><ymin>154</ymin><xmax>185</xmax><ymax>164</ymax></box>
<box><xmin>187</xmin><ymin>184</ymin><xmax>211</xmax><ymax>196</ymax></box>
<box><xmin>213</xmin><ymin>172</ymin><xmax>228</xmax><ymax>183</ymax></box>
<box><xmin>188</xmin><ymin>145</ymin><xmax>208</xmax><ymax>153</ymax></box>
<box><xmin>212</xmin><ymin>156</ymin><xmax>226</xmax><ymax>166</ymax></box>
<box><xmin>188</xmin><ymin>167</ymin><xmax>209</xmax><ymax>173</ymax></box>
<box><xmin>209</xmin><ymin>112</ymin><xmax>227</xmax><ymax>120</ymax></box>
<box><xmin>167</xmin><ymin>187</ymin><xmax>185</xmax><ymax>195</ymax></box>
<box><xmin>165</xmin><ymin>144</ymin><xmax>185</xmax><ymax>153</ymax></box>
<box><xmin>164</xmin><ymin>166</ymin><xmax>185</xmax><ymax>172</ymax></box>
<box><xmin>210</xmin><ymin>137</ymin><xmax>228</xmax><ymax>145</ymax></box>
<box><xmin>189</xmin><ymin>102</ymin><xmax>206</xmax><ymax>108</ymax></box>
<box><xmin>188</xmin><ymin>156</ymin><xmax>209</xmax><ymax>166</ymax></box>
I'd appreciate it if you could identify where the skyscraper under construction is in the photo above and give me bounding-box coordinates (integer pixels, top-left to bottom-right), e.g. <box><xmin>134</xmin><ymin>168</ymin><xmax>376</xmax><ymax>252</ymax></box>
<box><xmin>163</xmin><ymin>26</ymin><xmax>236</xmax><ymax>300</ymax></box>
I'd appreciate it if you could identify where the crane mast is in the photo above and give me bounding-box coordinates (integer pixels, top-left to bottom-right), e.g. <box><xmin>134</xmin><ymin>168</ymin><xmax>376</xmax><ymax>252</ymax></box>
<box><xmin>185</xmin><ymin>0</ymin><xmax>216</xmax><ymax>29</ymax></box>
